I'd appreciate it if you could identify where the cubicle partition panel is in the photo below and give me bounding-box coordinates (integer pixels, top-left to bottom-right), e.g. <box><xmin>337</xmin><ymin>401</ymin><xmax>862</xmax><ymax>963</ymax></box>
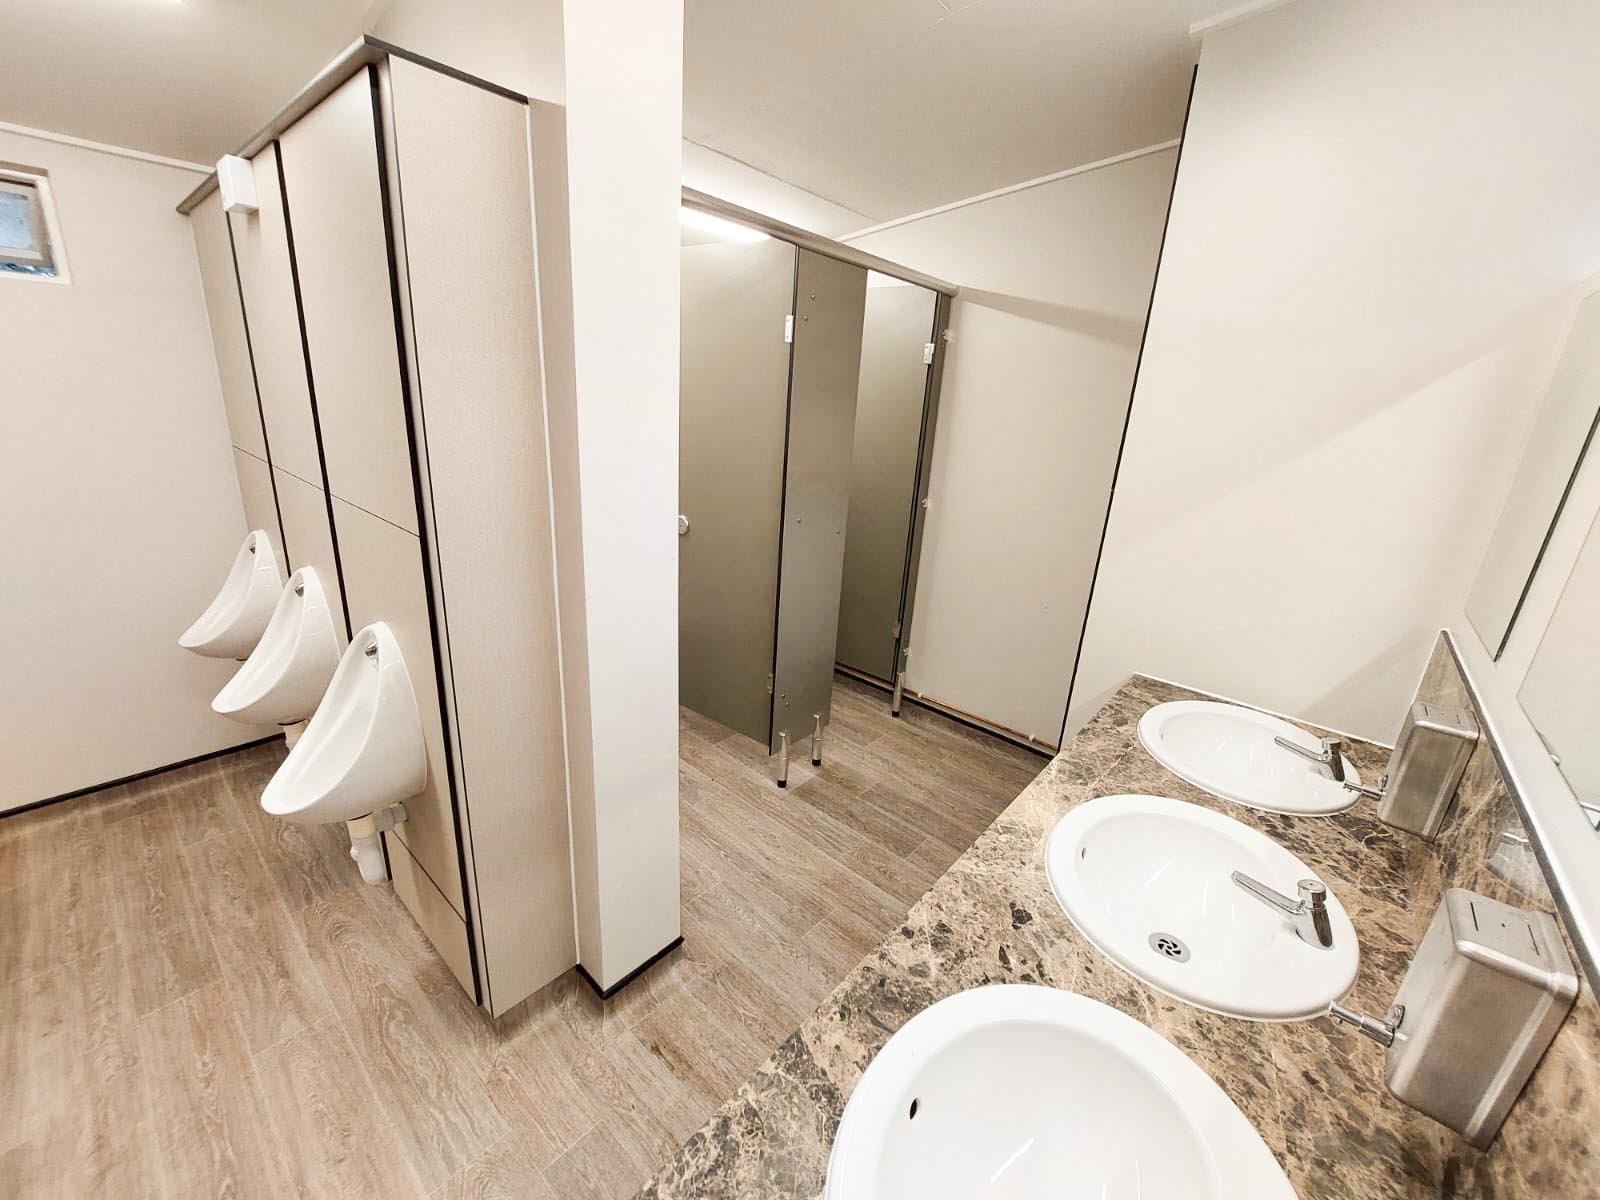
<box><xmin>182</xmin><ymin>40</ymin><xmax>576</xmax><ymax>1016</ymax></box>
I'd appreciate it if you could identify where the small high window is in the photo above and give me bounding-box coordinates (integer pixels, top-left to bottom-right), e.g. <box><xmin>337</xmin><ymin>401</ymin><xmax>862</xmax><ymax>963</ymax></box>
<box><xmin>0</xmin><ymin>167</ymin><xmax>66</xmax><ymax>281</ymax></box>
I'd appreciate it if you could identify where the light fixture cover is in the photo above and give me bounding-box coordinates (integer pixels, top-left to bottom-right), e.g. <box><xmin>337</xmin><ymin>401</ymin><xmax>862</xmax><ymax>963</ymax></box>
<box><xmin>217</xmin><ymin>154</ymin><xmax>258</xmax><ymax>215</ymax></box>
<box><xmin>679</xmin><ymin>205</ymin><xmax>768</xmax><ymax>244</ymax></box>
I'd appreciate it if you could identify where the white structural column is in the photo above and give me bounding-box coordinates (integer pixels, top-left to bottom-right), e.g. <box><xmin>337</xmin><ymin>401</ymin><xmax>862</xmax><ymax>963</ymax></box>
<box><xmin>552</xmin><ymin>0</ymin><xmax>683</xmax><ymax>990</ymax></box>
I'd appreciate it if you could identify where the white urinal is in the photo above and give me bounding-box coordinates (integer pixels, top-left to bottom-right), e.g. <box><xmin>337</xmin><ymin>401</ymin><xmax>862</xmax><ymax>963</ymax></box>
<box><xmin>261</xmin><ymin>622</ymin><xmax>426</xmax><ymax>883</ymax></box>
<box><xmin>179</xmin><ymin>530</ymin><xmax>283</xmax><ymax>659</ymax></box>
<box><xmin>211</xmin><ymin>567</ymin><xmax>342</xmax><ymax>726</ymax></box>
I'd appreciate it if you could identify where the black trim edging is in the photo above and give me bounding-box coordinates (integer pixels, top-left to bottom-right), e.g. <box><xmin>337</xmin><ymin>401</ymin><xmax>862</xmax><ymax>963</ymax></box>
<box><xmin>577</xmin><ymin>937</ymin><xmax>686</xmax><ymax>1001</ymax></box>
<box><xmin>5</xmin><ymin>734</ymin><xmax>284</xmax><ymax>820</ymax></box>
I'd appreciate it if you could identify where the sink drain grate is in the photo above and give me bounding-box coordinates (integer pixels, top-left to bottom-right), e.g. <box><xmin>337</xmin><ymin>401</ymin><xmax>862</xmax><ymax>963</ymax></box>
<box><xmin>1148</xmin><ymin>932</ymin><xmax>1190</xmax><ymax>962</ymax></box>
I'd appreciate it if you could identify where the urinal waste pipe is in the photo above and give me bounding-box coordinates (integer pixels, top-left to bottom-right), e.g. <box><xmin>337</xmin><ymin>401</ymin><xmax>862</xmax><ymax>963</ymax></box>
<box><xmin>346</xmin><ymin>804</ymin><xmax>407</xmax><ymax>885</ymax></box>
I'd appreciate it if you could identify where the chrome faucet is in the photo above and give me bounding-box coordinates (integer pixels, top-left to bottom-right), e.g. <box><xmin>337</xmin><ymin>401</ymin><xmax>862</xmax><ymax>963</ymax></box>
<box><xmin>1273</xmin><ymin>733</ymin><xmax>1347</xmax><ymax>783</ymax></box>
<box><xmin>1231</xmin><ymin>871</ymin><xmax>1334</xmax><ymax>949</ymax></box>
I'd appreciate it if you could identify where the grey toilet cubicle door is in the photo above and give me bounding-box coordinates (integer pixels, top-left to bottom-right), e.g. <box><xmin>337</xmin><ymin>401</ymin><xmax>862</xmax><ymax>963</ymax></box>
<box><xmin>679</xmin><ymin>236</ymin><xmax>797</xmax><ymax>744</ymax></box>
<box><xmin>835</xmin><ymin>278</ymin><xmax>939</xmax><ymax>682</ymax></box>
<box><xmin>770</xmin><ymin>250</ymin><xmax>869</xmax><ymax>753</ymax></box>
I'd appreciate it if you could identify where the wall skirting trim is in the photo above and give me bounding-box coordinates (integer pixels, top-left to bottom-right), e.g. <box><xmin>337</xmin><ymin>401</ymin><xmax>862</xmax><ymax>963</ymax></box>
<box><xmin>2</xmin><ymin>733</ymin><xmax>284</xmax><ymax>819</ymax></box>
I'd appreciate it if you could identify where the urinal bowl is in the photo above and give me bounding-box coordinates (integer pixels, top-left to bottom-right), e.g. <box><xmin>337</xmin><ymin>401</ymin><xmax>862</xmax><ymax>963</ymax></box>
<box><xmin>180</xmin><ymin>529</ymin><xmax>283</xmax><ymax>659</ymax></box>
<box><xmin>261</xmin><ymin>621</ymin><xmax>427</xmax><ymax>827</ymax></box>
<box><xmin>212</xmin><ymin>567</ymin><xmax>342</xmax><ymax>726</ymax></box>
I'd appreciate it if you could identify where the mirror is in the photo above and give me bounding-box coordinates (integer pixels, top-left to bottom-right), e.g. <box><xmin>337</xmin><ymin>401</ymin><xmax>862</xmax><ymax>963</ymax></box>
<box><xmin>1465</xmin><ymin>288</ymin><xmax>1600</xmax><ymax>656</ymax></box>
<box><xmin>1518</xmin><ymin>507</ymin><xmax>1600</xmax><ymax>829</ymax></box>
<box><xmin>677</xmin><ymin>205</ymin><xmax>944</xmax><ymax>760</ymax></box>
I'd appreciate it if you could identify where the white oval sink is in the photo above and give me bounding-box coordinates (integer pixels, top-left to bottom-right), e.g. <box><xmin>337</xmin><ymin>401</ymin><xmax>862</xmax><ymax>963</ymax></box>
<box><xmin>1045</xmin><ymin>795</ymin><xmax>1358</xmax><ymax>1021</ymax></box>
<box><xmin>825</xmin><ymin>985</ymin><xmax>1295</xmax><ymax>1200</ymax></box>
<box><xmin>1139</xmin><ymin>700</ymin><xmax>1361</xmax><ymax>815</ymax></box>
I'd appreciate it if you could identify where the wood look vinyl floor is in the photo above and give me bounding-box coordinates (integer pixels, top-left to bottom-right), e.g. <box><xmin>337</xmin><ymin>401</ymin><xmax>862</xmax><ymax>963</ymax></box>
<box><xmin>1</xmin><ymin>675</ymin><xmax>1044</xmax><ymax>1199</ymax></box>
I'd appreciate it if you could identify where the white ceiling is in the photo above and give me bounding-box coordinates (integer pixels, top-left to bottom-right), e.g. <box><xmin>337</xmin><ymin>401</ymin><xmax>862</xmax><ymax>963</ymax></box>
<box><xmin>0</xmin><ymin>0</ymin><xmax>1236</xmax><ymax>221</ymax></box>
<box><xmin>0</xmin><ymin>0</ymin><xmax>382</xmax><ymax>165</ymax></box>
<box><xmin>685</xmin><ymin>0</ymin><xmax>1232</xmax><ymax>221</ymax></box>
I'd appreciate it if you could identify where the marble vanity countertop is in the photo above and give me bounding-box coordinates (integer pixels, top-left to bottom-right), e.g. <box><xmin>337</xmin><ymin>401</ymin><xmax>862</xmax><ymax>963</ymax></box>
<box><xmin>638</xmin><ymin>675</ymin><xmax>1575</xmax><ymax>1200</ymax></box>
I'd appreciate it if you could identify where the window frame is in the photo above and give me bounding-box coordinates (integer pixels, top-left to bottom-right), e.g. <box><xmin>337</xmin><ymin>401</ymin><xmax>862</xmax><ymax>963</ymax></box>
<box><xmin>0</xmin><ymin>165</ymin><xmax>70</xmax><ymax>284</ymax></box>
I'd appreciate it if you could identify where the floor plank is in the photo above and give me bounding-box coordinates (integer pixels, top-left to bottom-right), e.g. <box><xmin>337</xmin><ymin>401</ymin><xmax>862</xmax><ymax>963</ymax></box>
<box><xmin>3</xmin><ymin>674</ymin><xmax>1035</xmax><ymax>1197</ymax></box>
<box><xmin>253</xmin><ymin>1016</ymin><xmax>425</xmax><ymax>1198</ymax></box>
<box><xmin>137</xmin><ymin>981</ymin><xmax>294</xmax><ymax>1199</ymax></box>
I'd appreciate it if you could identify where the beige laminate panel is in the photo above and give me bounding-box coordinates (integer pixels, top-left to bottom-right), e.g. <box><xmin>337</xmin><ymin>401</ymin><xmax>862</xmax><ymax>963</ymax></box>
<box><xmin>277</xmin><ymin>69</ymin><xmax>419</xmax><ymax>536</ymax></box>
<box><xmin>332</xmin><ymin>496</ymin><xmax>465</xmax><ymax>920</ymax></box>
<box><xmin>271</xmin><ymin>466</ymin><xmax>347</xmax><ymax>649</ymax></box>
<box><xmin>232</xmin><ymin>449</ymin><xmax>280</xmax><ymax>555</ymax></box>
<box><xmin>228</xmin><ymin>143</ymin><xmax>322</xmax><ymax>490</ymax></box>
<box><xmin>387</xmin><ymin>58</ymin><xmax>574</xmax><ymax>1014</ymax></box>
<box><xmin>189</xmin><ymin>192</ymin><xmax>267</xmax><ymax>462</ymax></box>
<box><xmin>383</xmin><ymin>828</ymin><xmax>475</xmax><ymax>1001</ymax></box>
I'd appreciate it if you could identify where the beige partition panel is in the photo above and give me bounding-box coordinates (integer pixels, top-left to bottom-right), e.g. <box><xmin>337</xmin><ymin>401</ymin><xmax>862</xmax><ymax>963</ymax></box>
<box><xmin>278</xmin><ymin>70</ymin><xmax>419</xmax><ymax>535</ymax></box>
<box><xmin>190</xmin><ymin>192</ymin><xmax>268</xmax><ymax>462</ymax></box>
<box><xmin>233</xmin><ymin>449</ymin><xmax>280</xmax><ymax>552</ymax></box>
<box><xmin>227</xmin><ymin>143</ymin><xmax>322</xmax><ymax>491</ymax></box>
<box><xmin>836</xmin><ymin>281</ymin><xmax>939</xmax><ymax>682</ymax></box>
<box><xmin>271</xmin><ymin>467</ymin><xmax>347</xmax><ymax>644</ymax></box>
<box><xmin>771</xmin><ymin>250</ymin><xmax>868</xmax><ymax>752</ymax></box>
<box><xmin>278</xmin><ymin>66</ymin><xmax>474</xmax><ymax>995</ymax></box>
<box><xmin>335</xmin><ymin>497</ymin><xmax>465</xmax><ymax>917</ymax></box>
<box><xmin>386</xmin><ymin>57</ymin><xmax>574</xmax><ymax>1014</ymax></box>
<box><xmin>679</xmin><ymin>238</ymin><xmax>796</xmax><ymax>743</ymax></box>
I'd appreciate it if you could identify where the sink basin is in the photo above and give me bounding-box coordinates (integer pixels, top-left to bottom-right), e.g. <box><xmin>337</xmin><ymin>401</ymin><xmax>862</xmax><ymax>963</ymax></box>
<box><xmin>1139</xmin><ymin>700</ymin><xmax>1361</xmax><ymax>815</ymax></box>
<box><xmin>1045</xmin><ymin>794</ymin><xmax>1358</xmax><ymax>1020</ymax></box>
<box><xmin>825</xmin><ymin>985</ymin><xmax>1295</xmax><ymax>1200</ymax></box>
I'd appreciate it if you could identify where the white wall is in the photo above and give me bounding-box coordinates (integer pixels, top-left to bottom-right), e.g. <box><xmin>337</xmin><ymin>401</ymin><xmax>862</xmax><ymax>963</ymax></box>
<box><xmin>1069</xmin><ymin>0</ymin><xmax>1600</xmax><ymax>745</ymax></box>
<box><xmin>556</xmin><ymin>0</ymin><xmax>683</xmax><ymax>989</ymax></box>
<box><xmin>367</xmin><ymin>0</ymin><xmax>564</xmax><ymax>102</ymax></box>
<box><xmin>1446</xmin><ymin>306</ymin><xmax>1600</xmax><ymax>964</ymax></box>
<box><xmin>0</xmin><ymin>130</ymin><xmax>262</xmax><ymax>811</ymax></box>
<box><xmin>370</xmin><ymin>1</ymin><xmax>869</xmax><ymax>242</ymax></box>
<box><xmin>846</xmin><ymin>149</ymin><xmax>1177</xmax><ymax>745</ymax></box>
<box><xmin>682</xmin><ymin>140</ymin><xmax>870</xmax><ymax>238</ymax></box>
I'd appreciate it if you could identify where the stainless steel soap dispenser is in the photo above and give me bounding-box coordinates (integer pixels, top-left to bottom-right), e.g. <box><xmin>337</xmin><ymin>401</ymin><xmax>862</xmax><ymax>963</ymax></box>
<box><xmin>1367</xmin><ymin>702</ymin><xmax>1479</xmax><ymax>839</ymax></box>
<box><xmin>1383</xmin><ymin>888</ymin><xmax>1577</xmax><ymax>1148</ymax></box>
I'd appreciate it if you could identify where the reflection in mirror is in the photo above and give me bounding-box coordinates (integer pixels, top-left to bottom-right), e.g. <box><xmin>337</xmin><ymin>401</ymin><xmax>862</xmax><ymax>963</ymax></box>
<box><xmin>1466</xmin><ymin>288</ymin><xmax>1600</xmax><ymax>657</ymax></box>
<box><xmin>1518</xmin><ymin>507</ymin><xmax>1600</xmax><ymax>832</ymax></box>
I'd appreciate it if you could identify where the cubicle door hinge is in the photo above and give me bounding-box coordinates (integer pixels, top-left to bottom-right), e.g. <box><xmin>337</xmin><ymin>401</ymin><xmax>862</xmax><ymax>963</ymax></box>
<box><xmin>766</xmin><ymin>672</ymin><xmax>775</xmax><ymax>695</ymax></box>
<box><xmin>784</xmin><ymin>314</ymin><xmax>794</xmax><ymax>344</ymax></box>
<box><xmin>891</xmin><ymin>620</ymin><xmax>902</xmax><ymax>639</ymax></box>
<box><xmin>923</xmin><ymin>341</ymin><xmax>936</xmax><ymax>365</ymax></box>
